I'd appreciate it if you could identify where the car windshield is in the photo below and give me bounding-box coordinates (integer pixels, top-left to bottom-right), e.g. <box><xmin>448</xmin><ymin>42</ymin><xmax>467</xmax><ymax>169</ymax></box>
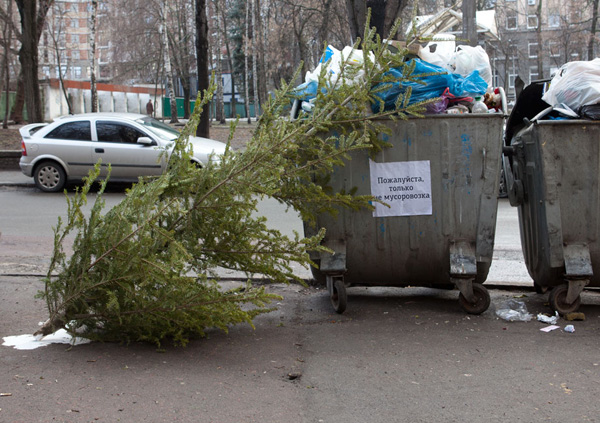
<box><xmin>136</xmin><ymin>117</ymin><xmax>181</xmax><ymax>141</ymax></box>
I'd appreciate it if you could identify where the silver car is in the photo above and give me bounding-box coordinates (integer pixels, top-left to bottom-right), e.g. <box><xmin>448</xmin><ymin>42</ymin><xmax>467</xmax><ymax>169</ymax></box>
<box><xmin>19</xmin><ymin>113</ymin><xmax>227</xmax><ymax>192</ymax></box>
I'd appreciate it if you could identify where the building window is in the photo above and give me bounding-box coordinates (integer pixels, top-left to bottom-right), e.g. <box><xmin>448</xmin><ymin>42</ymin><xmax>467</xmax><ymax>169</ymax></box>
<box><xmin>73</xmin><ymin>67</ymin><xmax>82</xmax><ymax>78</ymax></box>
<box><xmin>548</xmin><ymin>13</ymin><xmax>560</xmax><ymax>28</ymax></box>
<box><xmin>72</xmin><ymin>50</ymin><xmax>80</xmax><ymax>60</ymax></box>
<box><xmin>509</xmin><ymin>73</ymin><xmax>517</xmax><ymax>89</ymax></box>
<box><xmin>529</xmin><ymin>66</ymin><xmax>539</xmax><ymax>83</ymax></box>
<box><xmin>506</xmin><ymin>13</ymin><xmax>518</xmax><ymax>30</ymax></box>
<box><xmin>570</xmin><ymin>10</ymin><xmax>583</xmax><ymax>25</ymax></box>
<box><xmin>56</xmin><ymin>66</ymin><xmax>67</xmax><ymax>78</ymax></box>
<box><xmin>528</xmin><ymin>42</ymin><xmax>539</xmax><ymax>58</ymax></box>
<box><xmin>527</xmin><ymin>15</ymin><xmax>538</xmax><ymax>29</ymax></box>
<box><xmin>549</xmin><ymin>41</ymin><xmax>560</xmax><ymax>57</ymax></box>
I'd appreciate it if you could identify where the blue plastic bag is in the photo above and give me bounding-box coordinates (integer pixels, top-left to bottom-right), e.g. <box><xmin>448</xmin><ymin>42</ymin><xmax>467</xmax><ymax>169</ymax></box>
<box><xmin>371</xmin><ymin>59</ymin><xmax>488</xmax><ymax>113</ymax></box>
<box><xmin>291</xmin><ymin>80</ymin><xmax>319</xmax><ymax>101</ymax></box>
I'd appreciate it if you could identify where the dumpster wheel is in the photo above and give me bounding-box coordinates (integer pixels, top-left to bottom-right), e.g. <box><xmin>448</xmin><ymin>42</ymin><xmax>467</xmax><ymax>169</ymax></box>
<box><xmin>458</xmin><ymin>283</ymin><xmax>490</xmax><ymax>315</ymax></box>
<box><xmin>549</xmin><ymin>284</ymin><xmax>581</xmax><ymax>315</ymax></box>
<box><xmin>328</xmin><ymin>276</ymin><xmax>347</xmax><ymax>314</ymax></box>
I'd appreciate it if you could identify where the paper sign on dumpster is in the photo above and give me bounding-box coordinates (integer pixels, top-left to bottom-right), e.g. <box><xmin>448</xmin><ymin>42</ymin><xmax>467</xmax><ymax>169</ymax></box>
<box><xmin>369</xmin><ymin>159</ymin><xmax>432</xmax><ymax>217</ymax></box>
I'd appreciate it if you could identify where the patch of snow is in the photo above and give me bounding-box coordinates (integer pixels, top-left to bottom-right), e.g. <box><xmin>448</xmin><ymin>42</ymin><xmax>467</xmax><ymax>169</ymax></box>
<box><xmin>3</xmin><ymin>329</ymin><xmax>91</xmax><ymax>350</ymax></box>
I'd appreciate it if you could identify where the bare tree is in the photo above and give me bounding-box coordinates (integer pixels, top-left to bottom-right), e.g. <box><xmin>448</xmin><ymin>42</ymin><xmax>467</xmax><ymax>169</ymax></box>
<box><xmin>212</xmin><ymin>0</ymin><xmax>225</xmax><ymax>123</ymax></box>
<box><xmin>251</xmin><ymin>0</ymin><xmax>259</xmax><ymax>118</ymax></box>
<box><xmin>160</xmin><ymin>1</ymin><xmax>179</xmax><ymax>123</ymax></box>
<box><xmin>105</xmin><ymin>0</ymin><xmax>162</xmax><ymax>84</ymax></box>
<box><xmin>244</xmin><ymin>0</ymin><xmax>250</xmax><ymax>123</ymax></box>
<box><xmin>588</xmin><ymin>0</ymin><xmax>599</xmax><ymax>58</ymax></box>
<box><xmin>46</xmin><ymin>2</ymin><xmax>72</xmax><ymax>114</ymax></box>
<box><xmin>345</xmin><ymin>0</ymin><xmax>407</xmax><ymax>41</ymax></box>
<box><xmin>168</xmin><ymin>0</ymin><xmax>194</xmax><ymax>119</ymax></box>
<box><xmin>1</xmin><ymin>0</ymin><xmax>13</xmax><ymax>128</ymax></box>
<box><xmin>13</xmin><ymin>0</ymin><xmax>54</xmax><ymax>123</ymax></box>
<box><xmin>89</xmin><ymin>0</ymin><xmax>99</xmax><ymax>112</ymax></box>
<box><xmin>195</xmin><ymin>0</ymin><xmax>210</xmax><ymax>137</ymax></box>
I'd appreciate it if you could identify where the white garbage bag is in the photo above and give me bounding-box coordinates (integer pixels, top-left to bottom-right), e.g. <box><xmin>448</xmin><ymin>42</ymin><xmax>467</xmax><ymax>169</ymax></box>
<box><xmin>417</xmin><ymin>33</ymin><xmax>456</xmax><ymax>70</ymax></box>
<box><xmin>448</xmin><ymin>45</ymin><xmax>492</xmax><ymax>89</ymax></box>
<box><xmin>542</xmin><ymin>58</ymin><xmax>600</xmax><ymax>111</ymax></box>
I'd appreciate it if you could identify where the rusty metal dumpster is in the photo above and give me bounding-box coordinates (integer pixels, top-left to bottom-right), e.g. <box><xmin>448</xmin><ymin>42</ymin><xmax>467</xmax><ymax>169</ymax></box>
<box><xmin>503</xmin><ymin>81</ymin><xmax>600</xmax><ymax>313</ymax></box>
<box><xmin>306</xmin><ymin>97</ymin><xmax>506</xmax><ymax>314</ymax></box>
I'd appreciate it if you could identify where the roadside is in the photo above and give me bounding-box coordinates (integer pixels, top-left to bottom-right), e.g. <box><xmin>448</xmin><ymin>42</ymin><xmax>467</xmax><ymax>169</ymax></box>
<box><xmin>0</xmin><ymin>120</ymin><xmax>257</xmax><ymax>171</ymax></box>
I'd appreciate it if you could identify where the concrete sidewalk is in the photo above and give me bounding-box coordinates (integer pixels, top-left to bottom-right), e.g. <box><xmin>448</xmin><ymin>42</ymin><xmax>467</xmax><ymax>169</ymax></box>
<box><xmin>0</xmin><ymin>169</ymin><xmax>34</xmax><ymax>187</ymax></box>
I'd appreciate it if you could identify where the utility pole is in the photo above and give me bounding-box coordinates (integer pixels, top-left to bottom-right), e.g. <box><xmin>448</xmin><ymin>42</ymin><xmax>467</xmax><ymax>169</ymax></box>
<box><xmin>462</xmin><ymin>0</ymin><xmax>477</xmax><ymax>46</ymax></box>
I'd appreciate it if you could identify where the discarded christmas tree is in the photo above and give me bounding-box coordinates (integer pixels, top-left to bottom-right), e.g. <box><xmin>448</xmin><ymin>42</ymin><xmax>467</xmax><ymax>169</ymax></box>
<box><xmin>35</xmin><ymin>25</ymin><xmax>431</xmax><ymax>346</ymax></box>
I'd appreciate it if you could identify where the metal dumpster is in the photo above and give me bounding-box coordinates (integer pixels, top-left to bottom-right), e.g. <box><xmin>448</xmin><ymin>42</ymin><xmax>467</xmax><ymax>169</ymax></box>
<box><xmin>503</xmin><ymin>81</ymin><xmax>600</xmax><ymax>314</ymax></box>
<box><xmin>306</xmin><ymin>97</ymin><xmax>506</xmax><ymax>314</ymax></box>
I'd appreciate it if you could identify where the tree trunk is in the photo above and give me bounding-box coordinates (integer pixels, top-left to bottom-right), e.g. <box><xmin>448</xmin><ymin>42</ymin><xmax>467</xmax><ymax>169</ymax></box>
<box><xmin>2</xmin><ymin>0</ymin><xmax>12</xmax><ymax>128</ymax></box>
<box><xmin>221</xmin><ymin>6</ymin><xmax>236</xmax><ymax>119</ymax></box>
<box><xmin>345</xmin><ymin>0</ymin><xmax>406</xmax><ymax>41</ymax></box>
<box><xmin>251</xmin><ymin>0</ymin><xmax>259</xmax><ymax>119</ymax></box>
<box><xmin>90</xmin><ymin>0</ymin><xmax>98</xmax><ymax>112</ymax></box>
<box><xmin>244</xmin><ymin>0</ymin><xmax>250</xmax><ymax>124</ymax></box>
<box><xmin>160</xmin><ymin>2</ymin><xmax>179</xmax><ymax>124</ymax></box>
<box><xmin>254</xmin><ymin>0</ymin><xmax>267</xmax><ymax>114</ymax></box>
<box><xmin>10</xmin><ymin>75</ymin><xmax>24</xmax><ymax>123</ymax></box>
<box><xmin>11</xmin><ymin>0</ymin><xmax>54</xmax><ymax>123</ymax></box>
<box><xmin>589</xmin><ymin>0</ymin><xmax>599</xmax><ymax>59</ymax></box>
<box><xmin>16</xmin><ymin>0</ymin><xmax>43</xmax><ymax>123</ymax></box>
<box><xmin>214</xmin><ymin>0</ymin><xmax>225</xmax><ymax>124</ymax></box>
<box><xmin>179</xmin><ymin>4</ymin><xmax>191</xmax><ymax>120</ymax></box>
<box><xmin>536</xmin><ymin>0</ymin><xmax>543</xmax><ymax>79</ymax></box>
<box><xmin>345</xmin><ymin>0</ymin><xmax>366</xmax><ymax>42</ymax></box>
<box><xmin>182</xmin><ymin>81</ymin><xmax>191</xmax><ymax>119</ymax></box>
<box><xmin>195</xmin><ymin>0</ymin><xmax>210</xmax><ymax>137</ymax></box>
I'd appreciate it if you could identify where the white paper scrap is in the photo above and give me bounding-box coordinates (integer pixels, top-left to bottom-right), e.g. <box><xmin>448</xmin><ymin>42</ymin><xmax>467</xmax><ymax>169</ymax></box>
<box><xmin>540</xmin><ymin>325</ymin><xmax>560</xmax><ymax>332</ymax></box>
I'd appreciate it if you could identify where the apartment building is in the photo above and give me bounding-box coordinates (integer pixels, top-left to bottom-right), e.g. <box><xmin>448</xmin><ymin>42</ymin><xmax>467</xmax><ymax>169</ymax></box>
<box><xmin>488</xmin><ymin>0</ymin><xmax>595</xmax><ymax>99</ymax></box>
<box><xmin>40</xmin><ymin>0</ymin><xmax>110</xmax><ymax>82</ymax></box>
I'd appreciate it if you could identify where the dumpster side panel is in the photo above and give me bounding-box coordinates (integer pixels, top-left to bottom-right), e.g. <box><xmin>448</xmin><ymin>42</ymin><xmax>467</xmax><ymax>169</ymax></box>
<box><xmin>316</xmin><ymin>115</ymin><xmax>503</xmax><ymax>287</ymax></box>
<box><xmin>517</xmin><ymin>121</ymin><xmax>600</xmax><ymax>287</ymax></box>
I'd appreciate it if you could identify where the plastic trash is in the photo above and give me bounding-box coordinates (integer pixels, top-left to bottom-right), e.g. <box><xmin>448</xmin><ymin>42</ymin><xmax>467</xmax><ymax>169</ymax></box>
<box><xmin>564</xmin><ymin>325</ymin><xmax>575</xmax><ymax>333</ymax></box>
<box><xmin>495</xmin><ymin>299</ymin><xmax>534</xmax><ymax>322</ymax></box>
<box><xmin>417</xmin><ymin>34</ymin><xmax>456</xmax><ymax>70</ymax></box>
<box><xmin>471</xmin><ymin>97</ymin><xmax>488</xmax><ymax>113</ymax></box>
<box><xmin>446</xmin><ymin>105</ymin><xmax>469</xmax><ymax>114</ymax></box>
<box><xmin>542</xmin><ymin>58</ymin><xmax>600</xmax><ymax>111</ymax></box>
<box><xmin>537</xmin><ymin>312</ymin><xmax>559</xmax><ymax>325</ymax></box>
<box><xmin>449</xmin><ymin>45</ymin><xmax>493</xmax><ymax>89</ymax></box>
<box><xmin>371</xmin><ymin>58</ymin><xmax>488</xmax><ymax>113</ymax></box>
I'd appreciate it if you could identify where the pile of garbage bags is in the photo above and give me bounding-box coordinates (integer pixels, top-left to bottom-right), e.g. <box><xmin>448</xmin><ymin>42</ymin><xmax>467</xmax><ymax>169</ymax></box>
<box><xmin>541</xmin><ymin>58</ymin><xmax>600</xmax><ymax>120</ymax></box>
<box><xmin>292</xmin><ymin>34</ymin><xmax>503</xmax><ymax>117</ymax></box>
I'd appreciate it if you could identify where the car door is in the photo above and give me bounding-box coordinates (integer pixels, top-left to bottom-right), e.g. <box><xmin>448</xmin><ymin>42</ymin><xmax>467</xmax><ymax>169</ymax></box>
<box><xmin>93</xmin><ymin>120</ymin><xmax>166</xmax><ymax>179</ymax></box>
<box><xmin>42</xmin><ymin>120</ymin><xmax>94</xmax><ymax>178</ymax></box>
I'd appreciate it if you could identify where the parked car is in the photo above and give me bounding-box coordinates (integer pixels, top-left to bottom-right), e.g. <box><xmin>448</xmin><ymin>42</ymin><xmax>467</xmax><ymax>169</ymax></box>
<box><xmin>19</xmin><ymin>113</ymin><xmax>227</xmax><ymax>192</ymax></box>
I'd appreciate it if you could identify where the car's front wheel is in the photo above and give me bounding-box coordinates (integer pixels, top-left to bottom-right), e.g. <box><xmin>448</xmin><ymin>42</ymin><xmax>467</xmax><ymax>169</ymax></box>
<box><xmin>34</xmin><ymin>160</ymin><xmax>66</xmax><ymax>192</ymax></box>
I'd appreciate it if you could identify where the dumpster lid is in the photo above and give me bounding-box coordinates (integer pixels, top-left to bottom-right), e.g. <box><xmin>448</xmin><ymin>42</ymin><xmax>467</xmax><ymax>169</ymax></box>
<box><xmin>505</xmin><ymin>79</ymin><xmax>550</xmax><ymax>145</ymax></box>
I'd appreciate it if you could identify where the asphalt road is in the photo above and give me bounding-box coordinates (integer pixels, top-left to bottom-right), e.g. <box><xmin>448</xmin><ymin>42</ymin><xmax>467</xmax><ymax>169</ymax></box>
<box><xmin>2</xmin><ymin>277</ymin><xmax>600</xmax><ymax>423</ymax></box>
<box><xmin>1</xmin><ymin>184</ymin><xmax>600</xmax><ymax>422</ymax></box>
